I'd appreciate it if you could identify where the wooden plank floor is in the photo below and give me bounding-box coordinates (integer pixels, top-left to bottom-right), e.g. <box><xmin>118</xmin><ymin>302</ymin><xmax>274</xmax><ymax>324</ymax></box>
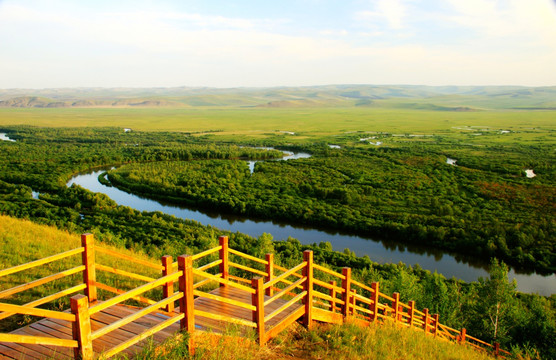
<box><xmin>194</xmin><ymin>286</ymin><xmax>303</xmax><ymax>334</ymax></box>
<box><xmin>0</xmin><ymin>286</ymin><xmax>303</xmax><ymax>359</ymax></box>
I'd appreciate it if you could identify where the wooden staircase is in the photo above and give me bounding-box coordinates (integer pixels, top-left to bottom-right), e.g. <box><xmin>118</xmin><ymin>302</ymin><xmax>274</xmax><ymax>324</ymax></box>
<box><xmin>0</xmin><ymin>234</ymin><xmax>509</xmax><ymax>359</ymax></box>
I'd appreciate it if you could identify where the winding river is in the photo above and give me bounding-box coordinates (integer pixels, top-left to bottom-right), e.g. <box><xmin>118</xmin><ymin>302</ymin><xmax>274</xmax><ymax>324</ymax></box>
<box><xmin>67</xmin><ymin>156</ymin><xmax>555</xmax><ymax>296</ymax></box>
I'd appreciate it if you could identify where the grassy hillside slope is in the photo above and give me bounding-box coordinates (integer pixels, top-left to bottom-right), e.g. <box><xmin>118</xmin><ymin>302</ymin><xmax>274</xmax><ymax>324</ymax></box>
<box><xmin>130</xmin><ymin>319</ymin><xmax>512</xmax><ymax>360</ymax></box>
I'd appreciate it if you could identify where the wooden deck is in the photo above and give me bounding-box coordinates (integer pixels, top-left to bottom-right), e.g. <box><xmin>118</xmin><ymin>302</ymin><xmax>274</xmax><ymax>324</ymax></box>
<box><xmin>0</xmin><ymin>286</ymin><xmax>303</xmax><ymax>359</ymax></box>
<box><xmin>0</xmin><ymin>235</ymin><xmax>507</xmax><ymax>359</ymax></box>
<box><xmin>195</xmin><ymin>286</ymin><xmax>303</xmax><ymax>333</ymax></box>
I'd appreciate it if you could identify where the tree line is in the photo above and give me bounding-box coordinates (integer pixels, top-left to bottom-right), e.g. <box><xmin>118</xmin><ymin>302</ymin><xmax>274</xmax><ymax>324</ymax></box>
<box><xmin>106</xmin><ymin>143</ymin><xmax>555</xmax><ymax>274</ymax></box>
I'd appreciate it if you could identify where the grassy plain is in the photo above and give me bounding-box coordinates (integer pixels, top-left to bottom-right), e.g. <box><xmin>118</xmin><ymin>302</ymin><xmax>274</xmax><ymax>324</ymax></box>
<box><xmin>1</xmin><ymin>107</ymin><xmax>554</xmax><ymax>145</ymax></box>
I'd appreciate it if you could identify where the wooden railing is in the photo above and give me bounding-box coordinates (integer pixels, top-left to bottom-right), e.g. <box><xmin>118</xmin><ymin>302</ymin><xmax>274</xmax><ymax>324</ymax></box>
<box><xmin>0</xmin><ymin>234</ymin><xmax>186</xmax><ymax>359</ymax></box>
<box><xmin>0</xmin><ymin>246</ymin><xmax>85</xmax><ymax>350</ymax></box>
<box><xmin>0</xmin><ymin>234</ymin><xmax>511</xmax><ymax>359</ymax></box>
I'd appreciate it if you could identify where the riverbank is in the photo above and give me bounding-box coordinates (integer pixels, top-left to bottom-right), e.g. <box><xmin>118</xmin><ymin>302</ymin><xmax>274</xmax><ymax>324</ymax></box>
<box><xmin>68</xmin><ymin>168</ymin><xmax>556</xmax><ymax>296</ymax></box>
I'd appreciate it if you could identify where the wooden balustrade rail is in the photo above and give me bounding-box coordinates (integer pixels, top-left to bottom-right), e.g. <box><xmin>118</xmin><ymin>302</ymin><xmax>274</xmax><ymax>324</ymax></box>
<box><xmin>0</xmin><ymin>233</ymin><xmax>508</xmax><ymax>359</ymax></box>
<box><xmin>0</xmin><ymin>243</ymin><xmax>86</xmax><ymax>351</ymax></box>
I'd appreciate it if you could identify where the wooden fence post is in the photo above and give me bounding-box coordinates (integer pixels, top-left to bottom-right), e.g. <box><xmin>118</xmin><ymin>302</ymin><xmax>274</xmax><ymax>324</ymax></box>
<box><xmin>433</xmin><ymin>314</ymin><xmax>439</xmax><ymax>336</ymax></box>
<box><xmin>252</xmin><ymin>277</ymin><xmax>265</xmax><ymax>345</ymax></box>
<box><xmin>178</xmin><ymin>255</ymin><xmax>195</xmax><ymax>354</ymax></box>
<box><xmin>302</xmin><ymin>250</ymin><xmax>314</xmax><ymax>329</ymax></box>
<box><xmin>219</xmin><ymin>236</ymin><xmax>229</xmax><ymax>287</ymax></box>
<box><xmin>423</xmin><ymin>308</ymin><xmax>430</xmax><ymax>334</ymax></box>
<box><xmin>392</xmin><ymin>293</ymin><xmax>400</xmax><ymax>323</ymax></box>
<box><xmin>351</xmin><ymin>290</ymin><xmax>357</xmax><ymax>316</ymax></box>
<box><xmin>265</xmin><ymin>253</ymin><xmax>274</xmax><ymax>296</ymax></box>
<box><xmin>161</xmin><ymin>255</ymin><xmax>174</xmax><ymax>313</ymax></box>
<box><xmin>341</xmin><ymin>267</ymin><xmax>351</xmax><ymax>318</ymax></box>
<box><xmin>370</xmin><ymin>282</ymin><xmax>379</xmax><ymax>322</ymax></box>
<box><xmin>408</xmin><ymin>300</ymin><xmax>415</xmax><ymax>327</ymax></box>
<box><xmin>494</xmin><ymin>342</ymin><xmax>500</xmax><ymax>357</ymax></box>
<box><xmin>71</xmin><ymin>294</ymin><xmax>93</xmax><ymax>360</ymax></box>
<box><xmin>329</xmin><ymin>281</ymin><xmax>337</xmax><ymax>313</ymax></box>
<box><xmin>459</xmin><ymin>328</ymin><xmax>466</xmax><ymax>344</ymax></box>
<box><xmin>81</xmin><ymin>233</ymin><xmax>97</xmax><ymax>304</ymax></box>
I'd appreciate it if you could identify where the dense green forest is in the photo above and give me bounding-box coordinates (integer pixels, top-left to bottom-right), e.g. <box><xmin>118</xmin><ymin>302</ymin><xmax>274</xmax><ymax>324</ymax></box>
<box><xmin>0</xmin><ymin>125</ymin><xmax>554</xmax><ymax>358</ymax></box>
<box><xmin>106</xmin><ymin>141</ymin><xmax>555</xmax><ymax>274</ymax></box>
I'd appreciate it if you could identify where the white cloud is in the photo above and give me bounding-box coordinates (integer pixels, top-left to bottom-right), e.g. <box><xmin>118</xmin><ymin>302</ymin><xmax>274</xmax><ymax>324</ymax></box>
<box><xmin>0</xmin><ymin>1</ymin><xmax>555</xmax><ymax>87</ymax></box>
<box><xmin>444</xmin><ymin>0</ymin><xmax>556</xmax><ymax>46</ymax></box>
<box><xmin>355</xmin><ymin>0</ymin><xmax>408</xmax><ymax>29</ymax></box>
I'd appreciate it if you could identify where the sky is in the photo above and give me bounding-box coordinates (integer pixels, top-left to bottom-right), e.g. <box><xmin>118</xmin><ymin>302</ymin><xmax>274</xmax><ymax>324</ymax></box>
<box><xmin>1</xmin><ymin>0</ymin><xmax>555</xmax><ymax>88</ymax></box>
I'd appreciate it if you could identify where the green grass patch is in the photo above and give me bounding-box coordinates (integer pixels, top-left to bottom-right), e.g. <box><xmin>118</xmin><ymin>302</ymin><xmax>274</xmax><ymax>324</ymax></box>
<box><xmin>1</xmin><ymin>107</ymin><xmax>554</xmax><ymax>146</ymax></box>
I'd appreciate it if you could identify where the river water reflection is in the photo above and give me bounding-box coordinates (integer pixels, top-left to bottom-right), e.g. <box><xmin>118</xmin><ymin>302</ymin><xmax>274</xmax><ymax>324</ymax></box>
<box><xmin>68</xmin><ymin>168</ymin><xmax>555</xmax><ymax>296</ymax></box>
<box><xmin>0</xmin><ymin>133</ymin><xmax>16</xmax><ymax>142</ymax></box>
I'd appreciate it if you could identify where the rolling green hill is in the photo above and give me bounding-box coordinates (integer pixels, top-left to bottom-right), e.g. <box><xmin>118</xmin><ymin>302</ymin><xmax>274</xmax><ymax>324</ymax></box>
<box><xmin>1</xmin><ymin>85</ymin><xmax>556</xmax><ymax>109</ymax></box>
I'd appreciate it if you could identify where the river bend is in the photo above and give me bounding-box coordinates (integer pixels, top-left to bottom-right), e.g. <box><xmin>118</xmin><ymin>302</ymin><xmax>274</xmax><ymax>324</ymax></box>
<box><xmin>67</xmin><ymin>163</ymin><xmax>555</xmax><ymax>295</ymax></box>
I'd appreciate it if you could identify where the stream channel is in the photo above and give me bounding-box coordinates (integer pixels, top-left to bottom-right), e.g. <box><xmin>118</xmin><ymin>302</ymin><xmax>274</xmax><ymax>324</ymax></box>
<box><xmin>67</xmin><ymin>150</ymin><xmax>555</xmax><ymax>296</ymax></box>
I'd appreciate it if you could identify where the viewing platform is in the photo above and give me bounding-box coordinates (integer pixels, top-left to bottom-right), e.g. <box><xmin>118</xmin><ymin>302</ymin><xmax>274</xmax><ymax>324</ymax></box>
<box><xmin>0</xmin><ymin>234</ymin><xmax>507</xmax><ymax>359</ymax></box>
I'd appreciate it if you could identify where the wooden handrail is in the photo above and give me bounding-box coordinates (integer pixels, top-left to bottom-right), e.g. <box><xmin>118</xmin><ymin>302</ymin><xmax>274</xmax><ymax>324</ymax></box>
<box><xmin>95</xmin><ymin>263</ymin><xmax>156</xmax><ymax>282</ymax></box>
<box><xmin>439</xmin><ymin>323</ymin><xmax>460</xmax><ymax>335</ymax></box>
<box><xmin>191</xmin><ymin>246</ymin><xmax>222</xmax><ymax>261</ymax></box>
<box><xmin>353</xmin><ymin>292</ymin><xmax>372</xmax><ymax>306</ymax></box>
<box><xmin>0</xmin><ymin>302</ymin><xmax>76</xmax><ymax>322</ymax></box>
<box><xmin>0</xmin><ymin>284</ymin><xmax>87</xmax><ymax>321</ymax></box>
<box><xmin>0</xmin><ymin>247</ymin><xmax>84</xmax><ymax>278</ymax></box>
<box><xmin>0</xmin><ymin>333</ymin><xmax>78</xmax><ymax>348</ymax></box>
<box><xmin>274</xmin><ymin>264</ymin><xmax>304</xmax><ymax>278</ymax></box>
<box><xmin>193</xmin><ymin>277</ymin><xmax>214</xmax><ymax>289</ymax></box>
<box><xmin>264</xmin><ymin>276</ymin><xmax>306</xmax><ymax>306</ymax></box>
<box><xmin>228</xmin><ymin>274</ymin><xmax>251</xmax><ymax>284</ymax></box>
<box><xmin>0</xmin><ymin>265</ymin><xmax>85</xmax><ymax>299</ymax></box>
<box><xmin>96</xmin><ymin>246</ymin><xmax>164</xmax><ymax>270</ymax></box>
<box><xmin>313</xmin><ymin>289</ymin><xmax>346</xmax><ymax>306</ymax></box>
<box><xmin>313</xmin><ymin>263</ymin><xmax>346</xmax><ymax>280</ymax></box>
<box><xmin>89</xmin><ymin>271</ymin><xmax>182</xmax><ymax>315</ymax></box>
<box><xmin>197</xmin><ymin>259</ymin><xmax>222</xmax><ymax>272</ymax></box>
<box><xmin>466</xmin><ymin>334</ymin><xmax>495</xmax><ymax>348</ymax></box>
<box><xmin>194</xmin><ymin>309</ymin><xmax>257</xmax><ymax>328</ymax></box>
<box><xmin>264</xmin><ymin>262</ymin><xmax>306</xmax><ymax>290</ymax></box>
<box><xmin>229</xmin><ymin>261</ymin><xmax>268</xmax><ymax>277</ymax></box>
<box><xmin>95</xmin><ymin>282</ymin><xmax>157</xmax><ymax>307</ymax></box>
<box><xmin>349</xmin><ymin>278</ymin><xmax>374</xmax><ymax>294</ymax></box>
<box><xmin>378</xmin><ymin>292</ymin><xmax>395</xmax><ymax>303</ymax></box>
<box><xmin>353</xmin><ymin>303</ymin><xmax>373</xmax><ymax>316</ymax></box>
<box><xmin>414</xmin><ymin>308</ymin><xmax>425</xmax><ymax>317</ymax></box>
<box><xmin>91</xmin><ymin>292</ymin><xmax>183</xmax><ymax>340</ymax></box>
<box><xmin>228</xmin><ymin>248</ymin><xmax>269</xmax><ymax>265</ymax></box>
<box><xmin>265</xmin><ymin>291</ymin><xmax>307</xmax><ymax>323</ymax></box>
<box><xmin>313</xmin><ymin>278</ymin><xmax>345</xmax><ymax>293</ymax></box>
<box><xmin>192</xmin><ymin>268</ymin><xmax>256</xmax><ymax>294</ymax></box>
<box><xmin>277</xmin><ymin>276</ymin><xmax>306</xmax><ymax>292</ymax></box>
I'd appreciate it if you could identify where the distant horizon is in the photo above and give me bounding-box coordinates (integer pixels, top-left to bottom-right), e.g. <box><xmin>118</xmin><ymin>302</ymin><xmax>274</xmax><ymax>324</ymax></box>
<box><xmin>2</xmin><ymin>83</ymin><xmax>556</xmax><ymax>92</ymax></box>
<box><xmin>1</xmin><ymin>0</ymin><xmax>555</xmax><ymax>89</ymax></box>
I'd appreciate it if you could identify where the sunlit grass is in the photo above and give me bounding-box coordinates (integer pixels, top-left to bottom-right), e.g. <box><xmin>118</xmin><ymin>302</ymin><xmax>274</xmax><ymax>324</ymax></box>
<box><xmin>1</xmin><ymin>107</ymin><xmax>554</xmax><ymax>145</ymax></box>
<box><xmin>116</xmin><ymin>320</ymin><xmax>518</xmax><ymax>360</ymax></box>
